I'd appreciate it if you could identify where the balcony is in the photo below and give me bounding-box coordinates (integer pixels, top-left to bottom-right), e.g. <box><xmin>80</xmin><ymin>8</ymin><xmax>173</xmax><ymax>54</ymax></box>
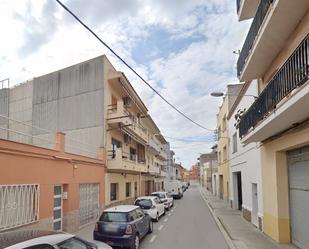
<box><xmin>237</xmin><ymin>0</ymin><xmax>260</xmax><ymax>21</ymax></box>
<box><xmin>160</xmin><ymin>170</ymin><xmax>167</xmax><ymax>178</ymax></box>
<box><xmin>237</xmin><ymin>0</ymin><xmax>309</xmax><ymax>82</ymax></box>
<box><xmin>107</xmin><ymin>148</ymin><xmax>147</xmax><ymax>173</ymax></box>
<box><xmin>148</xmin><ymin>164</ymin><xmax>160</xmax><ymax>176</ymax></box>
<box><xmin>239</xmin><ymin>35</ymin><xmax>309</xmax><ymax>143</ymax></box>
<box><xmin>107</xmin><ymin>100</ymin><xmax>148</xmax><ymax>143</ymax></box>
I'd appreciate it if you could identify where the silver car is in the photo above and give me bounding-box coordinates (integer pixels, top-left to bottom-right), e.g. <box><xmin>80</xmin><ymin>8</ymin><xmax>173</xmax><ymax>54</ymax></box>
<box><xmin>0</xmin><ymin>230</ymin><xmax>112</xmax><ymax>249</ymax></box>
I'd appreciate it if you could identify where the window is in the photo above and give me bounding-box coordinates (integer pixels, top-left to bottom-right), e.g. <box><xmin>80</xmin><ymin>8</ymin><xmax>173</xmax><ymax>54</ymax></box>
<box><xmin>222</xmin><ymin>115</ymin><xmax>227</xmax><ymax>131</ymax></box>
<box><xmin>110</xmin><ymin>183</ymin><xmax>118</xmax><ymax>201</ymax></box>
<box><xmin>218</xmin><ymin>151</ymin><xmax>221</xmax><ymax>163</ymax></box>
<box><xmin>135</xmin><ymin>208</ymin><xmax>145</xmax><ymax>218</ymax></box>
<box><xmin>100</xmin><ymin>212</ymin><xmax>128</xmax><ymax>222</ymax></box>
<box><xmin>0</xmin><ymin>184</ymin><xmax>39</xmax><ymax>231</ymax></box>
<box><xmin>223</xmin><ymin>146</ymin><xmax>227</xmax><ymax>161</ymax></box>
<box><xmin>233</xmin><ymin>132</ymin><xmax>238</xmax><ymax>153</ymax></box>
<box><xmin>58</xmin><ymin>238</ymin><xmax>88</xmax><ymax>249</ymax></box>
<box><xmin>111</xmin><ymin>138</ymin><xmax>121</xmax><ymax>158</ymax></box>
<box><xmin>126</xmin><ymin>182</ymin><xmax>131</xmax><ymax>197</ymax></box>
<box><xmin>134</xmin><ymin>182</ymin><xmax>138</xmax><ymax>198</ymax></box>
<box><xmin>134</xmin><ymin>199</ymin><xmax>152</xmax><ymax>209</ymax></box>
<box><xmin>129</xmin><ymin>210</ymin><xmax>139</xmax><ymax>221</ymax></box>
<box><xmin>130</xmin><ymin>147</ymin><xmax>136</xmax><ymax>161</ymax></box>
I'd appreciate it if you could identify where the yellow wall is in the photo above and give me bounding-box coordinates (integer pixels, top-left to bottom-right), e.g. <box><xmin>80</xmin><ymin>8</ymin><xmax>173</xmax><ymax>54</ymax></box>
<box><xmin>262</xmin><ymin>124</ymin><xmax>309</xmax><ymax>243</ymax></box>
<box><xmin>105</xmin><ymin>173</ymin><xmax>140</xmax><ymax>205</ymax></box>
<box><xmin>217</xmin><ymin>96</ymin><xmax>230</xmax><ymax>201</ymax></box>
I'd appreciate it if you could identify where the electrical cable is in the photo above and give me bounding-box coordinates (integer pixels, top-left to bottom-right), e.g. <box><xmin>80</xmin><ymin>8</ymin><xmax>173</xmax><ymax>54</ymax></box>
<box><xmin>54</xmin><ymin>0</ymin><xmax>215</xmax><ymax>132</ymax></box>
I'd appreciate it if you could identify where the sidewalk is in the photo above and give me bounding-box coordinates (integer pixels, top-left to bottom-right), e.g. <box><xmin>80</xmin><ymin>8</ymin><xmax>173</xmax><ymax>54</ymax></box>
<box><xmin>200</xmin><ymin>188</ymin><xmax>297</xmax><ymax>249</ymax></box>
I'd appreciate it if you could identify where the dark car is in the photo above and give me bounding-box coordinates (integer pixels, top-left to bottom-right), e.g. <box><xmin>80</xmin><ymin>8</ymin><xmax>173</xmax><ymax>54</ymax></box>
<box><xmin>94</xmin><ymin>205</ymin><xmax>153</xmax><ymax>249</ymax></box>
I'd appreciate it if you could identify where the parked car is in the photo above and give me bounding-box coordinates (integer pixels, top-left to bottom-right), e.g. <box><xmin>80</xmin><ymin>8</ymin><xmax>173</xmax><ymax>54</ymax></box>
<box><xmin>134</xmin><ymin>196</ymin><xmax>165</xmax><ymax>221</ymax></box>
<box><xmin>93</xmin><ymin>205</ymin><xmax>153</xmax><ymax>249</ymax></box>
<box><xmin>164</xmin><ymin>180</ymin><xmax>183</xmax><ymax>199</ymax></box>
<box><xmin>150</xmin><ymin>191</ymin><xmax>174</xmax><ymax>210</ymax></box>
<box><xmin>0</xmin><ymin>230</ymin><xmax>111</xmax><ymax>249</ymax></box>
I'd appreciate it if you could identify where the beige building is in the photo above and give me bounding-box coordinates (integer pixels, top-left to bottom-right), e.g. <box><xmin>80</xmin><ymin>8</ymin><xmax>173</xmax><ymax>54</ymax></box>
<box><xmin>237</xmin><ymin>0</ymin><xmax>309</xmax><ymax>247</ymax></box>
<box><xmin>103</xmin><ymin>57</ymin><xmax>168</xmax><ymax>206</ymax></box>
<box><xmin>216</xmin><ymin>84</ymin><xmax>242</xmax><ymax>202</ymax></box>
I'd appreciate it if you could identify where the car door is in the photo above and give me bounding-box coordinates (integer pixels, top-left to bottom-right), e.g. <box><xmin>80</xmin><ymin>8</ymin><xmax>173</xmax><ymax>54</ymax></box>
<box><xmin>136</xmin><ymin>208</ymin><xmax>148</xmax><ymax>237</ymax></box>
<box><xmin>129</xmin><ymin>209</ymin><xmax>143</xmax><ymax>235</ymax></box>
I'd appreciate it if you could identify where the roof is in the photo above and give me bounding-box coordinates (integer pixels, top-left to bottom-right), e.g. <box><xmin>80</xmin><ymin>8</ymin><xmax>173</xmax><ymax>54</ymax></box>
<box><xmin>151</xmin><ymin>191</ymin><xmax>167</xmax><ymax>195</ymax></box>
<box><xmin>135</xmin><ymin>196</ymin><xmax>157</xmax><ymax>200</ymax></box>
<box><xmin>104</xmin><ymin>205</ymin><xmax>138</xmax><ymax>213</ymax></box>
<box><xmin>0</xmin><ymin>231</ymin><xmax>73</xmax><ymax>249</ymax></box>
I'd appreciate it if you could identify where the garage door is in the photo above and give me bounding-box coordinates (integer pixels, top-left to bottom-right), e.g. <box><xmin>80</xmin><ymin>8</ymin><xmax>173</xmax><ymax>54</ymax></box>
<box><xmin>79</xmin><ymin>183</ymin><xmax>99</xmax><ymax>226</ymax></box>
<box><xmin>288</xmin><ymin>146</ymin><xmax>309</xmax><ymax>249</ymax></box>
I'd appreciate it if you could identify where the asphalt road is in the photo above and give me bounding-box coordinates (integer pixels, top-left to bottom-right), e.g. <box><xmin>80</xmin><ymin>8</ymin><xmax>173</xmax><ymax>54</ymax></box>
<box><xmin>139</xmin><ymin>184</ymin><xmax>229</xmax><ymax>249</ymax></box>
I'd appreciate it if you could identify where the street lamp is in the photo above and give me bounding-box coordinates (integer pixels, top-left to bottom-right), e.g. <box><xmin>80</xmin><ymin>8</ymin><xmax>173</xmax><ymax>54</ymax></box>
<box><xmin>210</xmin><ymin>91</ymin><xmax>258</xmax><ymax>99</ymax></box>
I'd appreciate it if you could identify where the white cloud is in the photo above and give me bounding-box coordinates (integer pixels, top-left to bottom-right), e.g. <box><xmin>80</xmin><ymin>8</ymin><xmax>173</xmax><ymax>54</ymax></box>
<box><xmin>0</xmin><ymin>0</ymin><xmax>250</xmax><ymax>168</ymax></box>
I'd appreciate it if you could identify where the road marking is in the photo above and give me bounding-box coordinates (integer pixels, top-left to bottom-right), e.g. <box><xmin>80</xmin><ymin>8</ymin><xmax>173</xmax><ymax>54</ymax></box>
<box><xmin>164</xmin><ymin>217</ymin><xmax>168</xmax><ymax>222</ymax></box>
<box><xmin>149</xmin><ymin>235</ymin><xmax>157</xmax><ymax>243</ymax></box>
<box><xmin>167</xmin><ymin>213</ymin><xmax>172</xmax><ymax>217</ymax></box>
<box><xmin>158</xmin><ymin>224</ymin><xmax>164</xmax><ymax>231</ymax></box>
<box><xmin>171</xmin><ymin>209</ymin><xmax>174</xmax><ymax>213</ymax></box>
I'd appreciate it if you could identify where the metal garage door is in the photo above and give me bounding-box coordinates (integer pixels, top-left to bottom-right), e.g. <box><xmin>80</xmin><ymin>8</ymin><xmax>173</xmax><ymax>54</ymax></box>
<box><xmin>288</xmin><ymin>146</ymin><xmax>309</xmax><ymax>249</ymax></box>
<box><xmin>79</xmin><ymin>183</ymin><xmax>99</xmax><ymax>226</ymax></box>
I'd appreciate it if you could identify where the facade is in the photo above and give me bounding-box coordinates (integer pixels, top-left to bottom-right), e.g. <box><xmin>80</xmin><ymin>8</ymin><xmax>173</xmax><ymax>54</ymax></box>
<box><xmin>0</xmin><ymin>55</ymin><xmax>169</xmax><ymax>231</ymax></box>
<box><xmin>189</xmin><ymin>164</ymin><xmax>200</xmax><ymax>181</ymax></box>
<box><xmin>228</xmin><ymin>80</ymin><xmax>263</xmax><ymax>230</ymax></box>
<box><xmin>0</xmin><ymin>132</ymin><xmax>105</xmax><ymax>233</ymax></box>
<box><xmin>198</xmin><ymin>147</ymin><xmax>218</xmax><ymax>191</ymax></box>
<box><xmin>237</xmin><ymin>0</ymin><xmax>309</xmax><ymax>247</ymax></box>
<box><xmin>216</xmin><ymin>84</ymin><xmax>242</xmax><ymax>201</ymax></box>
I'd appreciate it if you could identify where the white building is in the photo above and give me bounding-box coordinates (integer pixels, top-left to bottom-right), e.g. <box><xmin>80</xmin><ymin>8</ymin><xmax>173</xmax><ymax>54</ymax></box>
<box><xmin>228</xmin><ymin>80</ymin><xmax>263</xmax><ymax>230</ymax></box>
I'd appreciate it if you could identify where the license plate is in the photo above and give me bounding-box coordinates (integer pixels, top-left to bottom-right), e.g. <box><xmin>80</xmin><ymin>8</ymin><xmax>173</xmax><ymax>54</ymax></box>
<box><xmin>105</xmin><ymin>224</ymin><xmax>118</xmax><ymax>232</ymax></box>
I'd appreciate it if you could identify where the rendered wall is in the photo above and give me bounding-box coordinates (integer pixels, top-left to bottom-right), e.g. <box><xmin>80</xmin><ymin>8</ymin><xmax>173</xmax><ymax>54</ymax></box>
<box><xmin>228</xmin><ymin>80</ymin><xmax>264</xmax><ymax>225</ymax></box>
<box><xmin>0</xmin><ymin>88</ymin><xmax>9</xmax><ymax>139</ymax></box>
<box><xmin>32</xmin><ymin>56</ymin><xmax>105</xmax><ymax>155</ymax></box>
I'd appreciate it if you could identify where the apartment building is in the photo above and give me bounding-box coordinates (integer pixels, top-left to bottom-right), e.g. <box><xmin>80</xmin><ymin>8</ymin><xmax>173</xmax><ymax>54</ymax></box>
<box><xmin>198</xmin><ymin>147</ymin><xmax>218</xmax><ymax>191</ymax></box>
<box><xmin>216</xmin><ymin>84</ymin><xmax>242</xmax><ymax>202</ymax></box>
<box><xmin>228</xmin><ymin>80</ymin><xmax>263</xmax><ymax>230</ymax></box>
<box><xmin>236</xmin><ymin>0</ymin><xmax>309</xmax><ymax>247</ymax></box>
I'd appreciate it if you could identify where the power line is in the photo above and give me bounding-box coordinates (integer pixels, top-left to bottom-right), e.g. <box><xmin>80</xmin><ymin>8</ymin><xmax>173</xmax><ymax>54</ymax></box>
<box><xmin>54</xmin><ymin>0</ymin><xmax>215</xmax><ymax>132</ymax></box>
<box><xmin>164</xmin><ymin>135</ymin><xmax>215</xmax><ymax>143</ymax></box>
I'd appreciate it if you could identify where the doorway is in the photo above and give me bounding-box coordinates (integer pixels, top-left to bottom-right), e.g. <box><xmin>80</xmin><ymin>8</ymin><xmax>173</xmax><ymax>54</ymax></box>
<box><xmin>219</xmin><ymin>175</ymin><xmax>223</xmax><ymax>199</ymax></box>
<box><xmin>251</xmin><ymin>183</ymin><xmax>258</xmax><ymax>226</ymax></box>
<box><xmin>236</xmin><ymin>172</ymin><xmax>243</xmax><ymax>210</ymax></box>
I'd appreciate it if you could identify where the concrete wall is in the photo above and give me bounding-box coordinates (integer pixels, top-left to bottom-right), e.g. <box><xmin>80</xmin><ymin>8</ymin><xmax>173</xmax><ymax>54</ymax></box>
<box><xmin>32</xmin><ymin>56</ymin><xmax>105</xmax><ymax>155</ymax></box>
<box><xmin>0</xmin><ymin>88</ymin><xmax>9</xmax><ymax>139</ymax></box>
<box><xmin>8</xmin><ymin>81</ymin><xmax>33</xmax><ymax>144</ymax></box>
<box><xmin>228</xmin><ymin>80</ymin><xmax>264</xmax><ymax>228</ymax></box>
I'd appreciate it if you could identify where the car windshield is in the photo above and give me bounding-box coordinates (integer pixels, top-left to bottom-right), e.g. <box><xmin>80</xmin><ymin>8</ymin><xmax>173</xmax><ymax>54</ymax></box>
<box><xmin>135</xmin><ymin>199</ymin><xmax>152</xmax><ymax>209</ymax></box>
<box><xmin>151</xmin><ymin>193</ymin><xmax>165</xmax><ymax>199</ymax></box>
<box><xmin>100</xmin><ymin>212</ymin><xmax>128</xmax><ymax>222</ymax></box>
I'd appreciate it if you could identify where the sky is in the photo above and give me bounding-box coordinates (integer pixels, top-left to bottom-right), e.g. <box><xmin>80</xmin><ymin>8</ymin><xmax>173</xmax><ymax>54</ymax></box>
<box><xmin>0</xmin><ymin>0</ymin><xmax>251</xmax><ymax>168</ymax></box>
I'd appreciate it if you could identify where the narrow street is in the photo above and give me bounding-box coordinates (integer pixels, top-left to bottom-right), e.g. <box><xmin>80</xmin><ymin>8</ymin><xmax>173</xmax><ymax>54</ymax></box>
<box><xmin>139</xmin><ymin>184</ymin><xmax>228</xmax><ymax>249</ymax></box>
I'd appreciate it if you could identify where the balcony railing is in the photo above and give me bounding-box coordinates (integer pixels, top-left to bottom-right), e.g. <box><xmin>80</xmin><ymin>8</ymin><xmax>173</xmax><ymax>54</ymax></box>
<box><xmin>237</xmin><ymin>0</ymin><xmax>273</xmax><ymax>77</ymax></box>
<box><xmin>239</xmin><ymin>34</ymin><xmax>309</xmax><ymax>138</ymax></box>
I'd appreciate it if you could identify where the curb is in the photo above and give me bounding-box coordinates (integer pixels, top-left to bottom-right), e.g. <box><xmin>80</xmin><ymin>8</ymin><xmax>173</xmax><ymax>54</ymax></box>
<box><xmin>199</xmin><ymin>187</ymin><xmax>237</xmax><ymax>249</ymax></box>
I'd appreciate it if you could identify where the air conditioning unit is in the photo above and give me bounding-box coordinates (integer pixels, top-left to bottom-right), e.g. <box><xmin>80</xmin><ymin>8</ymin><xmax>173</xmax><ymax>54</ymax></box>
<box><xmin>123</xmin><ymin>96</ymin><xmax>133</xmax><ymax>108</ymax></box>
<box><xmin>124</xmin><ymin>134</ymin><xmax>132</xmax><ymax>144</ymax></box>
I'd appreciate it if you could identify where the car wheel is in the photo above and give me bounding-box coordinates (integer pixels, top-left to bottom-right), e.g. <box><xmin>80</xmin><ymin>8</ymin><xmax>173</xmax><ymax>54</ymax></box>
<box><xmin>155</xmin><ymin>213</ymin><xmax>159</xmax><ymax>222</ymax></box>
<box><xmin>148</xmin><ymin>221</ymin><xmax>153</xmax><ymax>234</ymax></box>
<box><xmin>131</xmin><ymin>234</ymin><xmax>140</xmax><ymax>249</ymax></box>
<box><xmin>163</xmin><ymin>209</ymin><xmax>166</xmax><ymax>216</ymax></box>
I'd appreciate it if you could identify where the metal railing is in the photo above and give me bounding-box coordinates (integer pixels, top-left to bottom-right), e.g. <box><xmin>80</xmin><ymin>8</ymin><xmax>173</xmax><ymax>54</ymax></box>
<box><xmin>239</xmin><ymin>34</ymin><xmax>309</xmax><ymax>138</ymax></box>
<box><xmin>237</xmin><ymin>0</ymin><xmax>274</xmax><ymax>77</ymax></box>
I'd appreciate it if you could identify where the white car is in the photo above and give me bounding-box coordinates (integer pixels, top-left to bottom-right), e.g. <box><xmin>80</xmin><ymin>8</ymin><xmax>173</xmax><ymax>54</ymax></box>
<box><xmin>151</xmin><ymin>192</ymin><xmax>174</xmax><ymax>210</ymax></box>
<box><xmin>164</xmin><ymin>180</ymin><xmax>184</xmax><ymax>199</ymax></box>
<box><xmin>134</xmin><ymin>196</ymin><xmax>165</xmax><ymax>222</ymax></box>
<box><xmin>0</xmin><ymin>230</ymin><xmax>112</xmax><ymax>249</ymax></box>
